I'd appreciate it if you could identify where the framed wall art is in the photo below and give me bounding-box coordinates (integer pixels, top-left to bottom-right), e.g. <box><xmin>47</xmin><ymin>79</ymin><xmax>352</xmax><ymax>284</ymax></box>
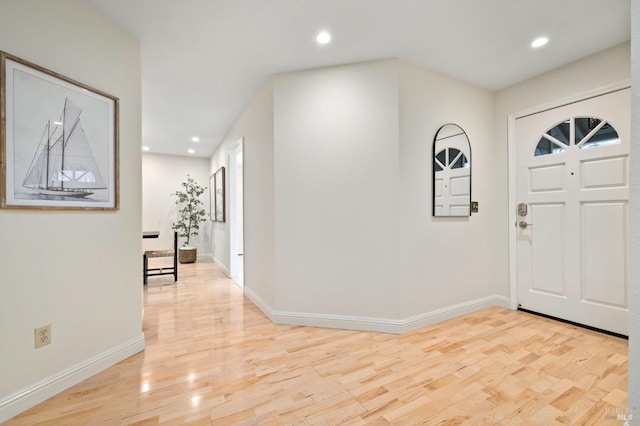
<box><xmin>213</xmin><ymin>166</ymin><xmax>225</xmax><ymax>222</ymax></box>
<box><xmin>0</xmin><ymin>51</ymin><xmax>119</xmax><ymax>210</ymax></box>
<box><xmin>209</xmin><ymin>172</ymin><xmax>215</xmax><ymax>221</ymax></box>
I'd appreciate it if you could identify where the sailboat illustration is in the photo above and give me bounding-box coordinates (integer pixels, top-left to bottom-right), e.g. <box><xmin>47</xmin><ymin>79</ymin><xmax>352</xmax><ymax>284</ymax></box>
<box><xmin>22</xmin><ymin>97</ymin><xmax>105</xmax><ymax>198</ymax></box>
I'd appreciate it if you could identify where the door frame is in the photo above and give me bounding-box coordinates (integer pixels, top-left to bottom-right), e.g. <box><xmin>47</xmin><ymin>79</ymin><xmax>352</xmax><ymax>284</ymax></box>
<box><xmin>507</xmin><ymin>81</ymin><xmax>630</xmax><ymax>310</ymax></box>
<box><xmin>228</xmin><ymin>137</ymin><xmax>244</xmax><ymax>288</ymax></box>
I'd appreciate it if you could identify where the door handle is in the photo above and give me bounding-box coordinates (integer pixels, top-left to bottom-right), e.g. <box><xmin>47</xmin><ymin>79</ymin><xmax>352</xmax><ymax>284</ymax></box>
<box><xmin>518</xmin><ymin>221</ymin><xmax>533</xmax><ymax>229</ymax></box>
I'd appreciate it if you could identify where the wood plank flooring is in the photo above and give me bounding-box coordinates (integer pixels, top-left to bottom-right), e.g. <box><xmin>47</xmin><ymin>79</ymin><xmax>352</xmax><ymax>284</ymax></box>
<box><xmin>7</xmin><ymin>261</ymin><xmax>628</xmax><ymax>425</ymax></box>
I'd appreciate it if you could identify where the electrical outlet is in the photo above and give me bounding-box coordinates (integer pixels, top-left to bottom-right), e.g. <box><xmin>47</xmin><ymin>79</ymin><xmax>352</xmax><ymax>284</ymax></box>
<box><xmin>35</xmin><ymin>325</ymin><xmax>51</xmax><ymax>348</ymax></box>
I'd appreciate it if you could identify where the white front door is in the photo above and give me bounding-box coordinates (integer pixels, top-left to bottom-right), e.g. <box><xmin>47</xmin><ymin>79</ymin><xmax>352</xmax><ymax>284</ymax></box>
<box><xmin>515</xmin><ymin>88</ymin><xmax>630</xmax><ymax>335</ymax></box>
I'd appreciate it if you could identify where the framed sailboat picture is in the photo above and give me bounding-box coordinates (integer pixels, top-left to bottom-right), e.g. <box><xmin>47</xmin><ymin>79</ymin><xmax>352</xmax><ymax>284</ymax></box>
<box><xmin>0</xmin><ymin>51</ymin><xmax>118</xmax><ymax>210</ymax></box>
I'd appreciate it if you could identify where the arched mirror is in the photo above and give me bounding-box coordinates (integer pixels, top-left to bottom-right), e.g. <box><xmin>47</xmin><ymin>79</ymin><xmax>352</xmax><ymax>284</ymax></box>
<box><xmin>433</xmin><ymin>123</ymin><xmax>471</xmax><ymax>216</ymax></box>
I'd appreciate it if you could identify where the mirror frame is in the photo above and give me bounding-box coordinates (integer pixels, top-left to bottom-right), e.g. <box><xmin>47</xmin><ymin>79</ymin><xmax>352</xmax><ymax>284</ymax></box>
<box><xmin>432</xmin><ymin>123</ymin><xmax>472</xmax><ymax>217</ymax></box>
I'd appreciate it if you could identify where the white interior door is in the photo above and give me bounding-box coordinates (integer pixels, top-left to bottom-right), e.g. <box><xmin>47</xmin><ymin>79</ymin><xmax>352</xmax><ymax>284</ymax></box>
<box><xmin>515</xmin><ymin>88</ymin><xmax>630</xmax><ymax>335</ymax></box>
<box><xmin>229</xmin><ymin>141</ymin><xmax>244</xmax><ymax>288</ymax></box>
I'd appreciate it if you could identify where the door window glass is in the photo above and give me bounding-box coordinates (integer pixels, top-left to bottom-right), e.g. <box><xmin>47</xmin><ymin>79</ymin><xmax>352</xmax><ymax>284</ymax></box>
<box><xmin>535</xmin><ymin>137</ymin><xmax>566</xmax><ymax>156</ymax></box>
<box><xmin>534</xmin><ymin>116</ymin><xmax>619</xmax><ymax>156</ymax></box>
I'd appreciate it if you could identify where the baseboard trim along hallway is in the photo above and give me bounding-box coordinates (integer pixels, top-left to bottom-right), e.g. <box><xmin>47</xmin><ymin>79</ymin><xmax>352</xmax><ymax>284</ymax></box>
<box><xmin>244</xmin><ymin>287</ymin><xmax>510</xmax><ymax>334</ymax></box>
<box><xmin>0</xmin><ymin>334</ymin><xmax>145</xmax><ymax>423</ymax></box>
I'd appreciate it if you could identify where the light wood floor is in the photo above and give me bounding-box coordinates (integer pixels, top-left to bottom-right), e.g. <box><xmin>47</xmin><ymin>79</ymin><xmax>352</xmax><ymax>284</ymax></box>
<box><xmin>7</xmin><ymin>261</ymin><xmax>628</xmax><ymax>425</ymax></box>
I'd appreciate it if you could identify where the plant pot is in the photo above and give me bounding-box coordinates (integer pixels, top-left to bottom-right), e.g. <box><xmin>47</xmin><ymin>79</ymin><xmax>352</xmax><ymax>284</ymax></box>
<box><xmin>179</xmin><ymin>247</ymin><xmax>197</xmax><ymax>264</ymax></box>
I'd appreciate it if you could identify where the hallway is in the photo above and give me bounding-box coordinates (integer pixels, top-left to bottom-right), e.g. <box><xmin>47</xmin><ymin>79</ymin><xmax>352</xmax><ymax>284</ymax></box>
<box><xmin>8</xmin><ymin>261</ymin><xmax>628</xmax><ymax>424</ymax></box>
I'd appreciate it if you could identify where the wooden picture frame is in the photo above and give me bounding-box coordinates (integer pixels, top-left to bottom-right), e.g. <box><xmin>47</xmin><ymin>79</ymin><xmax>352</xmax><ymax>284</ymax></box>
<box><xmin>213</xmin><ymin>166</ymin><xmax>225</xmax><ymax>222</ymax></box>
<box><xmin>0</xmin><ymin>51</ymin><xmax>119</xmax><ymax>210</ymax></box>
<box><xmin>209</xmin><ymin>172</ymin><xmax>215</xmax><ymax>221</ymax></box>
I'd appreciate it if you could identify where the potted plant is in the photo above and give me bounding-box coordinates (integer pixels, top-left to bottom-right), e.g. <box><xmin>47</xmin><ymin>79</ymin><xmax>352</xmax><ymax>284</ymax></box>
<box><xmin>172</xmin><ymin>175</ymin><xmax>208</xmax><ymax>263</ymax></box>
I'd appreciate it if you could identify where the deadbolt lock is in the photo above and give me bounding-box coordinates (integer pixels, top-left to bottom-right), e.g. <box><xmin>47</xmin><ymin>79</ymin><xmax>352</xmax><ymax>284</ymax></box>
<box><xmin>517</xmin><ymin>203</ymin><xmax>528</xmax><ymax>217</ymax></box>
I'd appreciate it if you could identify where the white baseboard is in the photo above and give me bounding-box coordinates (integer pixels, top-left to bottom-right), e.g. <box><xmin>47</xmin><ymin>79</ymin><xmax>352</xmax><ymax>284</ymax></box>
<box><xmin>243</xmin><ymin>286</ymin><xmax>275</xmax><ymax>320</ymax></box>
<box><xmin>0</xmin><ymin>333</ymin><xmax>145</xmax><ymax>423</ymax></box>
<box><xmin>400</xmin><ymin>295</ymin><xmax>511</xmax><ymax>334</ymax></box>
<box><xmin>273</xmin><ymin>310</ymin><xmax>404</xmax><ymax>334</ymax></box>
<box><xmin>244</xmin><ymin>293</ymin><xmax>511</xmax><ymax>335</ymax></box>
<box><xmin>213</xmin><ymin>256</ymin><xmax>230</xmax><ymax>277</ymax></box>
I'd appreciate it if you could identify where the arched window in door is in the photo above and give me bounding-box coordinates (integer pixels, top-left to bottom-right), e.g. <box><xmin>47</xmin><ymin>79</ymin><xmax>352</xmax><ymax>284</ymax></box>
<box><xmin>534</xmin><ymin>116</ymin><xmax>619</xmax><ymax>156</ymax></box>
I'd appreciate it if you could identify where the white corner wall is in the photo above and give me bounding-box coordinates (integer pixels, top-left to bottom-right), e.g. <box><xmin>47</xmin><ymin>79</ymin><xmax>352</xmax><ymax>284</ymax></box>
<box><xmin>220</xmin><ymin>59</ymin><xmax>509</xmax><ymax>333</ymax></box>
<box><xmin>628</xmin><ymin>0</ymin><xmax>639</xmax><ymax>416</ymax></box>
<box><xmin>209</xmin><ymin>81</ymin><xmax>275</xmax><ymax>306</ymax></box>
<box><xmin>397</xmin><ymin>60</ymin><xmax>505</xmax><ymax>325</ymax></box>
<box><xmin>0</xmin><ymin>1</ymin><xmax>143</xmax><ymax>422</ymax></box>
<box><xmin>142</xmin><ymin>153</ymin><xmax>211</xmax><ymax>256</ymax></box>
<box><xmin>273</xmin><ymin>60</ymin><xmax>402</xmax><ymax>326</ymax></box>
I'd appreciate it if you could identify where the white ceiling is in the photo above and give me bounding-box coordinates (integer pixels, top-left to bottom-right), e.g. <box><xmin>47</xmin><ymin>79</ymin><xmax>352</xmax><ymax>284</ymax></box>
<box><xmin>88</xmin><ymin>0</ymin><xmax>630</xmax><ymax>158</ymax></box>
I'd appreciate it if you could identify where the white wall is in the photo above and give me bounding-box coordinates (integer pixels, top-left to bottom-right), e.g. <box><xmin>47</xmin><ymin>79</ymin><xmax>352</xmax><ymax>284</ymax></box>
<box><xmin>273</xmin><ymin>60</ymin><xmax>402</xmax><ymax>323</ymax></box>
<box><xmin>214</xmin><ymin>59</ymin><xmax>511</xmax><ymax>332</ymax></box>
<box><xmin>628</xmin><ymin>0</ymin><xmax>639</xmax><ymax>416</ymax></box>
<box><xmin>0</xmin><ymin>1</ymin><xmax>142</xmax><ymax>421</ymax></box>
<box><xmin>267</xmin><ymin>59</ymin><xmax>504</xmax><ymax>331</ymax></box>
<box><xmin>142</xmin><ymin>153</ymin><xmax>211</xmax><ymax>255</ymax></box>
<box><xmin>397</xmin><ymin>60</ymin><xmax>501</xmax><ymax>320</ymax></box>
<box><xmin>210</xmin><ymin>81</ymin><xmax>275</xmax><ymax>305</ymax></box>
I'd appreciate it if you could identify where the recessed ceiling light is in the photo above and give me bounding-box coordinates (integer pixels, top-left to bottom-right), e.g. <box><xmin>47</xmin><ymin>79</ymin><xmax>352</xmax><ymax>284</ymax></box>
<box><xmin>188</xmin><ymin>149</ymin><xmax>195</xmax><ymax>154</ymax></box>
<box><xmin>54</xmin><ymin>121</ymin><xmax>62</xmax><ymax>126</ymax></box>
<box><xmin>142</xmin><ymin>146</ymin><xmax>150</xmax><ymax>151</ymax></box>
<box><xmin>191</xmin><ymin>136</ymin><xmax>200</xmax><ymax>142</ymax></box>
<box><xmin>531</xmin><ymin>36</ymin><xmax>549</xmax><ymax>48</ymax></box>
<box><xmin>316</xmin><ymin>31</ymin><xmax>332</xmax><ymax>45</ymax></box>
